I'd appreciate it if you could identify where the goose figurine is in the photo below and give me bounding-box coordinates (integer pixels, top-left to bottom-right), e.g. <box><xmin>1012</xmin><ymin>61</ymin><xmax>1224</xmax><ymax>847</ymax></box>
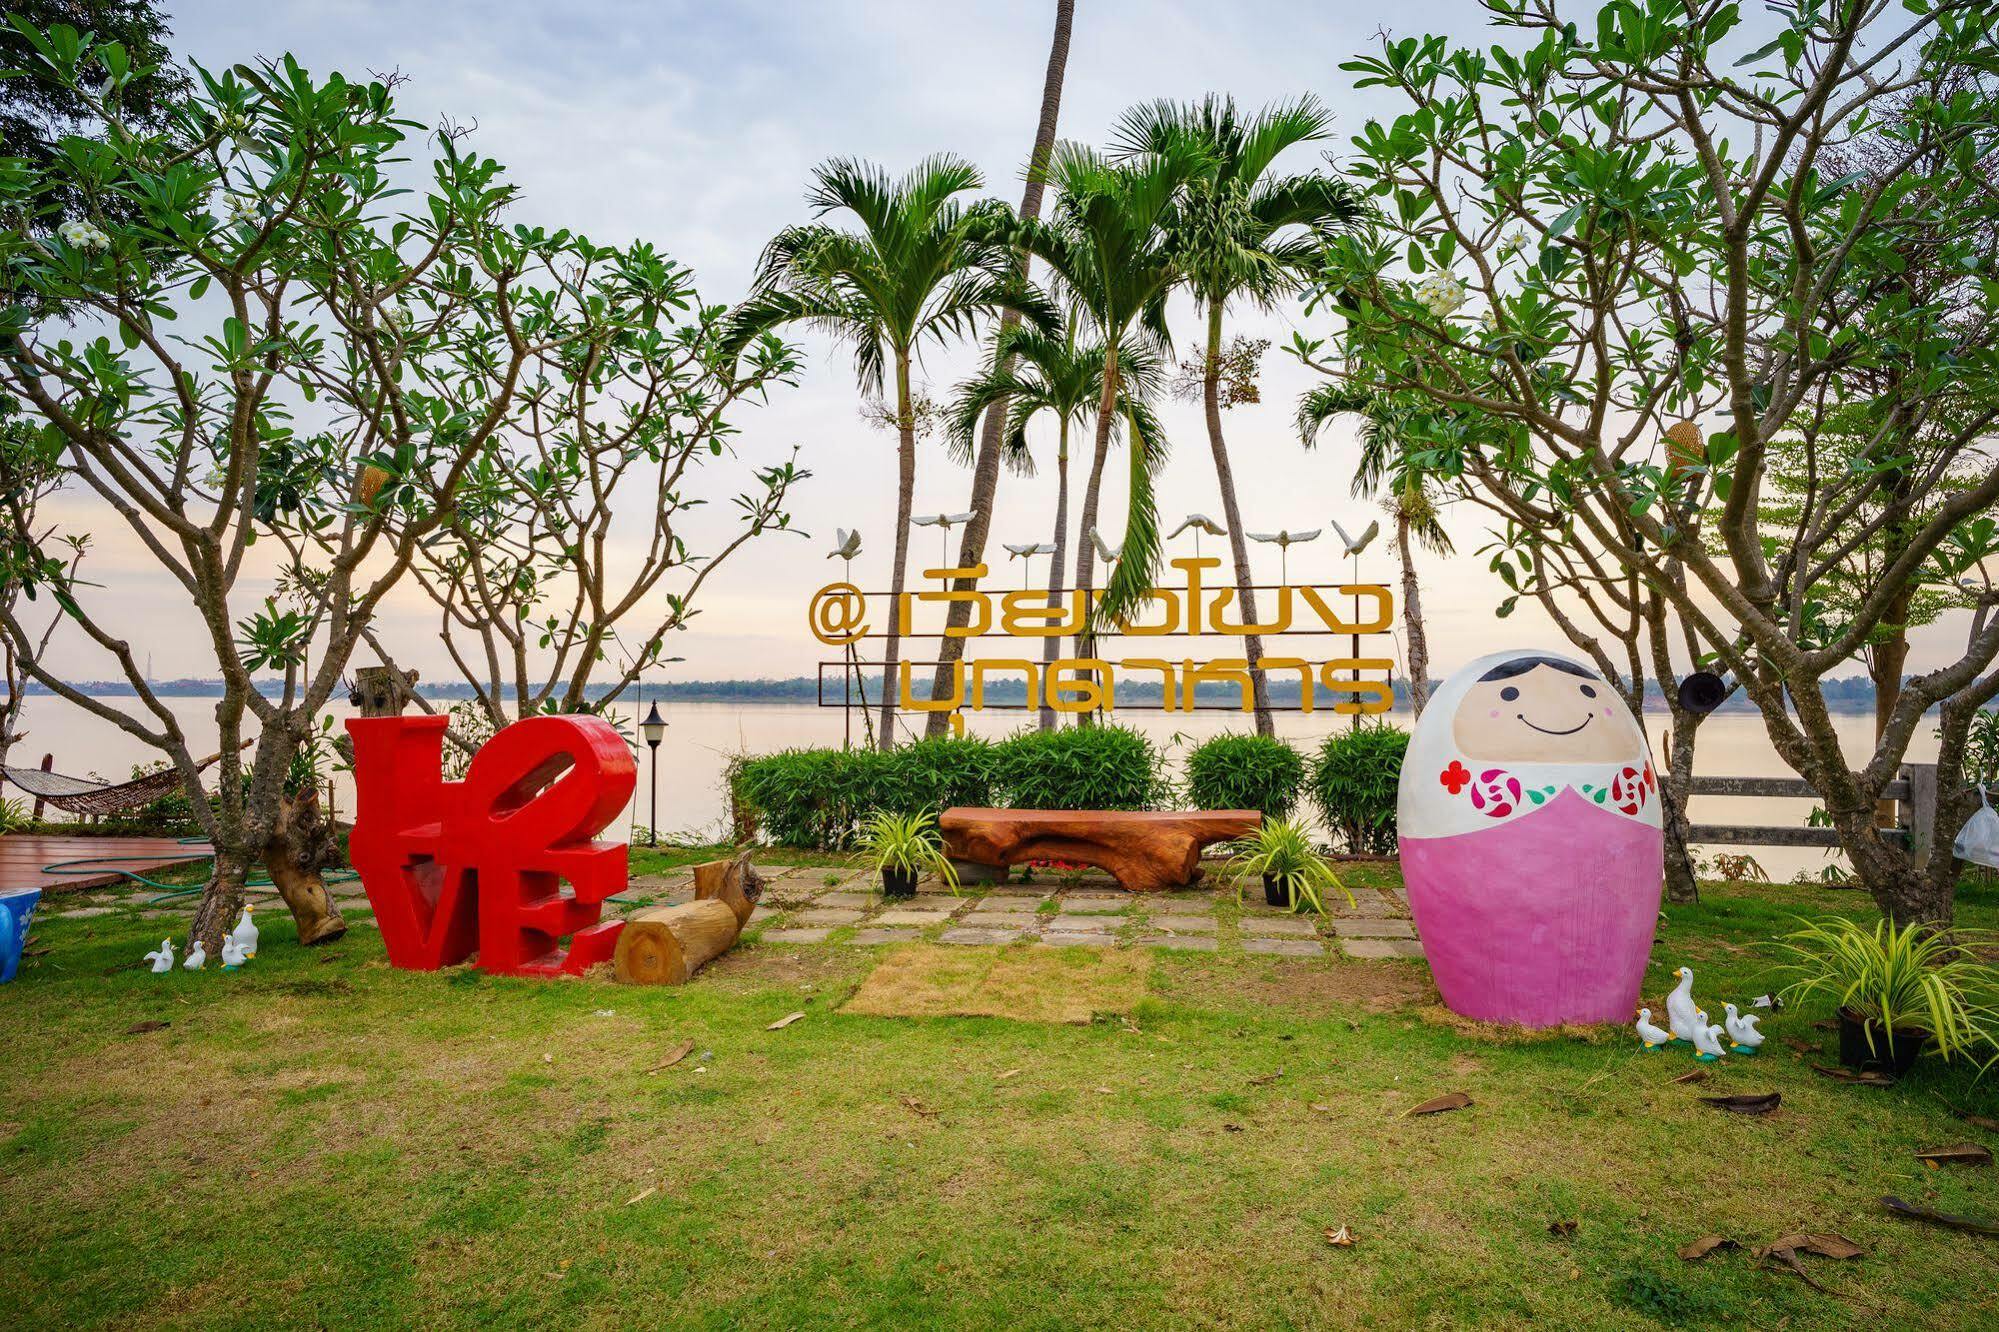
<box><xmin>1750</xmin><ymin>993</ymin><xmax>1783</xmax><ymax>1010</ymax></box>
<box><xmin>182</xmin><ymin>939</ymin><xmax>207</xmax><ymax>971</ymax></box>
<box><xmin>1689</xmin><ymin>1012</ymin><xmax>1728</xmax><ymax>1062</ymax></box>
<box><xmin>1664</xmin><ymin>966</ymin><xmax>1700</xmax><ymax>1045</ymax></box>
<box><xmin>1634</xmin><ymin>1007</ymin><xmax>1673</xmax><ymax>1051</ymax></box>
<box><xmin>220</xmin><ymin>937</ymin><xmax>248</xmax><ymax>970</ymax></box>
<box><xmin>230</xmin><ymin>905</ymin><xmax>259</xmax><ymax>959</ymax></box>
<box><xmin>1723</xmin><ymin>1003</ymin><xmax>1763</xmax><ymax>1054</ymax></box>
<box><xmin>144</xmin><ymin>939</ymin><xmax>176</xmax><ymax>974</ymax></box>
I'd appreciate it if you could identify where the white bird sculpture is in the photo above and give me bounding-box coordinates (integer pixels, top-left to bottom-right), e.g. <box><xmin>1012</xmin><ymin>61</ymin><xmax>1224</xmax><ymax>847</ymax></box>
<box><xmin>1002</xmin><ymin>541</ymin><xmax>1056</xmax><ymax>588</ymax></box>
<box><xmin>1723</xmin><ymin>1003</ymin><xmax>1764</xmax><ymax>1054</ymax></box>
<box><xmin>1167</xmin><ymin>513</ymin><xmax>1228</xmax><ymax>559</ymax></box>
<box><xmin>144</xmin><ymin>938</ymin><xmax>175</xmax><ymax>974</ymax></box>
<box><xmin>1634</xmin><ymin>1007</ymin><xmax>1672</xmax><ymax>1051</ymax></box>
<box><xmin>827</xmin><ymin>528</ymin><xmax>863</xmax><ymax>562</ymax></box>
<box><xmin>182</xmin><ymin>939</ymin><xmax>207</xmax><ymax>971</ymax></box>
<box><xmin>230</xmin><ymin>905</ymin><xmax>259</xmax><ymax>960</ymax></box>
<box><xmin>1247</xmin><ymin>528</ymin><xmax>1322</xmax><ymax>583</ymax></box>
<box><xmin>910</xmin><ymin>511</ymin><xmax>982</xmax><ymax>564</ymax></box>
<box><xmin>1089</xmin><ymin>528</ymin><xmax>1123</xmax><ymax>564</ymax></box>
<box><xmin>1664</xmin><ymin>966</ymin><xmax>1700</xmax><ymax>1044</ymax></box>
<box><xmin>220</xmin><ymin>937</ymin><xmax>248</xmax><ymax>970</ymax></box>
<box><xmin>1690</xmin><ymin>1012</ymin><xmax>1729</xmax><ymax>1062</ymax></box>
<box><xmin>1329</xmin><ymin>517</ymin><xmax>1381</xmax><ymax>557</ymax></box>
<box><xmin>1750</xmin><ymin>993</ymin><xmax>1783</xmax><ymax>1010</ymax></box>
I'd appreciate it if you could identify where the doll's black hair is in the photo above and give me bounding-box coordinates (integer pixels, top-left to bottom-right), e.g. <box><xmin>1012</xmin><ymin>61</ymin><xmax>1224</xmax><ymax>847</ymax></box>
<box><xmin>1477</xmin><ymin>655</ymin><xmax>1599</xmax><ymax>683</ymax></box>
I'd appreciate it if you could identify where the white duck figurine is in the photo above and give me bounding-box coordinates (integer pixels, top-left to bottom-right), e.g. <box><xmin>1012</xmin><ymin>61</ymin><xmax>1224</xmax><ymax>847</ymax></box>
<box><xmin>144</xmin><ymin>938</ymin><xmax>176</xmax><ymax>974</ymax></box>
<box><xmin>220</xmin><ymin>937</ymin><xmax>248</xmax><ymax>970</ymax></box>
<box><xmin>1723</xmin><ymin>1003</ymin><xmax>1763</xmax><ymax>1054</ymax></box>
<box><xmin>182</xmin><ymin>938</ymin><xmax>207</xmax><ymax>971</ymax></box>
<box><xmin>1634</xmin><ymin>1007</ymin><xmax>1673</xmax><ymax>1051</ymax></box>
<box><xmin>230</xmin><ymin>905</ymin><xmax>259</xmax><ymax>959</ymax></box>
<box><xmin>1690</xmin><ymin>1012</ymin><xmax>1728</xmax><ymax>1062</ymax></box>
<box><xmin>1664</xmin><ymin>966</ymin><xmax>1701</xmax><ymax>1044</ymax></box>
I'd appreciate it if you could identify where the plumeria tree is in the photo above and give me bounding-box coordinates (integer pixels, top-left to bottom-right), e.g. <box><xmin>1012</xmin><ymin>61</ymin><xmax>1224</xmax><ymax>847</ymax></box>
<box><xmin>384</xmin><ymin>256</ymin><xmax>807</xmax><ymax>736</ymax></box>
<box><xmin>0</xmin><ymin>26</ymin><xmax>618</xmax><ymax>949</ymax></box>
<box><xmin>1308</xmin><ymin>0</ymin><xmax>1999</xmax><ymax>925</ymax></box>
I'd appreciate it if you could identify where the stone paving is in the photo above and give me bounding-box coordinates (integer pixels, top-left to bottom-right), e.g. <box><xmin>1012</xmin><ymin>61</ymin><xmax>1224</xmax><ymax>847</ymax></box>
<box><xmin>612</xmin><ymin>864</ymin><xmax>1426</xmax><ymax>963</ymax></box>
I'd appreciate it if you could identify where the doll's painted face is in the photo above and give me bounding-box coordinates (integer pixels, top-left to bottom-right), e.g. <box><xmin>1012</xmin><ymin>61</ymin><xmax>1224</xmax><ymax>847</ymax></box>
<box><xmin>1451</xmin><ymin>657</ymin><xmax>1643</xmax><ymax>763</ymax></box>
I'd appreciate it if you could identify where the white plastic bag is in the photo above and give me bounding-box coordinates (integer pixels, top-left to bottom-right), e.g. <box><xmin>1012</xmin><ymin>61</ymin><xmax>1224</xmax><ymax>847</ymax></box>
<box><xmin>1953</xmin><ymin>785</ymin><xmax>1999</xmax><ymax>869</ymax></box>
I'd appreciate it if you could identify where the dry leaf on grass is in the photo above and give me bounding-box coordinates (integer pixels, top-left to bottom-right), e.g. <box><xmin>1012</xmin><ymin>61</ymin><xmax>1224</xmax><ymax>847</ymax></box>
<box><xmin>1404</xmin><ymin>1091</ymin><xmax>1472</xmax><ymax>1116</ymax></box>
<box><xmin>995</xmin><ymin>1068</ymin><xmax>1022</xmax><ymax>1081</ymax></box>
<box><xmin>1679</xmin><ymin>1235</ymin><xmax>1739</xmax><ymax>1261</ymax></box>
<box><xmin>123</xmin><ymin>1020</ymin><xmax>170</xmax><ymax>1035</ymax></box>
<box><xmin>901</xmin><ymin>1096</ymin><xmax>940</xmax><ymax>1120</ymax></box>
<box><xmin>624</xmin><ymin>1185</ymin><xmax>657</xmax><ymax>1206</ymax></box>
<box><xmin>1752</xmin><ymin>1232</ymin><xmax>1863</xmax><ymax>1293</ymax></box>
<box><xmin>1946</xmin><ymin>1102</ymin><xmax>1999</xmax><ymax>1134</ymax></box>
<box><xmin>1883</xmin><ymin>1196</ymin><xmax>1999</xmax><ymax>1235</ymax></box>
<box><xmin>646</xmin><ymin>1039</ymin><xmax>697</xmax><ymax>1073</ymax></box>
<box><xmin>767</xmin><ymin>1012</ymin><xmax>806</xmax><ymax>1030</ymax></box>
<box><xmin>1247</xmin><ymin>1069</ymin><xmax>1284</xmax><ymax>1085</ymax></box>
<box><xmin>1812</xmin><ymin>1063</ymin><xmax>1897</xmax><ymax>1086</ymax></box>
<box><xmin>1325</xmin><ymin>1225</ymin><xmax>1356</xmax><ymax>1248</ymax></box>
<box><xmin>1547</xmin><ymin>1219</ymin><xmax>1578</xmax><ymax>1238</ymax></box>
<box><xmin>1916</xmin><ymin>1143</ymin><xmax>1993</xmax><ymax>1168</ymax></box>
<box><xmin>1698</xmin><ymin>1092</ymin><xmax>1781</xmax><ymax>1116</ymax></box>
<box><xmin>1671</xmin><ymin>1068</ymin><xmax>1710</xmax><ymax>1085</ymax></box>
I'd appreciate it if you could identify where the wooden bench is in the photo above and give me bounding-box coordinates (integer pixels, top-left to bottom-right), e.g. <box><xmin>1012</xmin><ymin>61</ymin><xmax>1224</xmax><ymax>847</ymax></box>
<box><xmin>939</xmin><ymin>808</ymin><xmax>1262</xmax><ymax>894</ymax></box>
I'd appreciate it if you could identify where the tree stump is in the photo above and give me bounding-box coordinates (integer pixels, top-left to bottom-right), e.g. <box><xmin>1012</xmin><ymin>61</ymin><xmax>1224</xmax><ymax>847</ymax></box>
<box><xmin>613</xmin><ymin>852</ymin><xmax>764</xmax><ymax>985</ymax></box>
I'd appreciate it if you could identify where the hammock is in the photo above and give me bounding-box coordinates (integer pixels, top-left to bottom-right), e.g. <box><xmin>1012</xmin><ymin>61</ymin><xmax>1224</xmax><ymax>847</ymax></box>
<box><xmin>3</xmin><ymin>743</ymin><xmax>247</xmax><ymax>817</ymax></box>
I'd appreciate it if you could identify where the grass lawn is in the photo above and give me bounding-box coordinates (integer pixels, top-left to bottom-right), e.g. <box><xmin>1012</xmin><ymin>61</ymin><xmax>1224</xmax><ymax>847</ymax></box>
<box><xmin>4</xmin><ymin>857</ymin><xmax>1998</xmax><ymax>1329</ymax></box>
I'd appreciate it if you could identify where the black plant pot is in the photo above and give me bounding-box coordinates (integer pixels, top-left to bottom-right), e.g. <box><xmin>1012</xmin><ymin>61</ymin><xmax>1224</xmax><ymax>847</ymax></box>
<box><xmin>881</xmin><ymin>866</ymin><xmax>919</xmax><ymax>899</ymax></box>
<box><xmin>1262</xmin><ymin>874</ymin><xmax>1291</xmax><ymax>908</ymax></box>
<box><xmin>1837</xmin><ymin>1006</ymin><xmax>1928</xmax><ymax>1075</ymax></box>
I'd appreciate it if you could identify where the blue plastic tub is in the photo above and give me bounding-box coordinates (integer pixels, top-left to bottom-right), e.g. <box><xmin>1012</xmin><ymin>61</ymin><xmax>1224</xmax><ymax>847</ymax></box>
<box><xmin>0</xmin><ymin>889</ymin><xmax>41</xmax><ymax>983</ymax></box>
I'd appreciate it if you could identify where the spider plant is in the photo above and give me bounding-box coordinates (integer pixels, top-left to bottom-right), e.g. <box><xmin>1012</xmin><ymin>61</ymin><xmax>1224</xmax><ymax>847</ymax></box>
<box><xmin>1227</xmin><ymin>818</ymin><xmax>1352</xmax><ymax>915</ymax></box>
<box><xmin>1771</xmin><ymin>915</ymin><xmax>1999</xmax><ymax>1068</ymax></box>
<box><xmin>853</xmin><ymin>809</ymin><xmax>959</xmax><ymax>898</ymax></box>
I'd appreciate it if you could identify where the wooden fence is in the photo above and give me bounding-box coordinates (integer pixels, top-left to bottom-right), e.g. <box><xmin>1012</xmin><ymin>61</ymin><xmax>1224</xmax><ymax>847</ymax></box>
<box><xmin>1684</xmin><ymin>764</ymin><xmax>1938</xmax><ymax>864</ymax></box>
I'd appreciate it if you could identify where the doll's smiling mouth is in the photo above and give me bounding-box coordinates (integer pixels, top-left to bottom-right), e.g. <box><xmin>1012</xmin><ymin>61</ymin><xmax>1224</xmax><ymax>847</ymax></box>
<box><xmin>1518</xmin><ymin>713</ymin><xmax>1592</xmax><ymax>736</ymax></box>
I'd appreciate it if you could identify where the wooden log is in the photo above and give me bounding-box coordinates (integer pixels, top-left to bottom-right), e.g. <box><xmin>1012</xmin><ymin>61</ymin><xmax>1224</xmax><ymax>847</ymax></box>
<box><xmin>938</xmin><ymin>808</ymin><xmax>1261</xmax><ymax>893</ymax></box>
<box><xmin>614</xmin><ymin>851</ymin><xmax>764</xmax><ymax>984</ymax></box>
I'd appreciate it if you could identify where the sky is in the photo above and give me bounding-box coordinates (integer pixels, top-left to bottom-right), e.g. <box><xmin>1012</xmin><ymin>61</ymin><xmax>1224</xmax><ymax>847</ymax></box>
<box><xmin>35</xmin><ymin>0</ymin><xmax>1976</xmax><ymax>692</ymax></box>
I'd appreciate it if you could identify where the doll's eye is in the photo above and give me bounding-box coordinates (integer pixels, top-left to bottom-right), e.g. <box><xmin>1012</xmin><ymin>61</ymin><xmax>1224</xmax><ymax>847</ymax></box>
<box><xmin>1501</xmin><ymin>686</ymin><xmax>1520</xmax><ymax>702</ymax></box>
<box><xmin>1580</xmin><ymin>684</ymin><xmax>1597</xmax><ymax>699</ymax></box>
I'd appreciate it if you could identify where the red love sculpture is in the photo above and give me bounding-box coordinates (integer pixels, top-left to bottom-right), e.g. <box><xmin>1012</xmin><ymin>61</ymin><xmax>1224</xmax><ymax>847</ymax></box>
<box><xmin>345</xmin><ymin>713</ymin><xmax>635</xmax><ymax>976</ymax></box>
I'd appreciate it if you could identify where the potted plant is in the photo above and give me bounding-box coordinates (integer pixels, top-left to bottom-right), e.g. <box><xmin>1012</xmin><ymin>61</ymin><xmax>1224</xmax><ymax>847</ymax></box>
<box><xmin>1771</xmin><ymin>916</ymin><xmax>1999</xmax><ymax>1075</ymax></box>
<box><xmin>854</xmin><ymin>809</ymin><xmax>959</xmax><ymax>899</ymax></box>
<box><xmin>1227</xmin><ymin>818</ymin><xmax>1353</xmax><ymax>914</ymax></box>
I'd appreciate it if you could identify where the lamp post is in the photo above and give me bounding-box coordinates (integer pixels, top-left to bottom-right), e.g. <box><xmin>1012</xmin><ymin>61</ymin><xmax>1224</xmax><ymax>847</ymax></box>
<box><xmin>640</xmin><ymin>701</ymin><xmax>666</xmax><ymax>847</ymax></box>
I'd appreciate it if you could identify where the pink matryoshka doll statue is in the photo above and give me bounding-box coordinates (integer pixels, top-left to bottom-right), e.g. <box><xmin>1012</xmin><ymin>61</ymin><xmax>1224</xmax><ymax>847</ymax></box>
<box><xmin>1397</xmin><ymin>649</ymin><xmax>1664</xmax><ymax>1026</ymax></box>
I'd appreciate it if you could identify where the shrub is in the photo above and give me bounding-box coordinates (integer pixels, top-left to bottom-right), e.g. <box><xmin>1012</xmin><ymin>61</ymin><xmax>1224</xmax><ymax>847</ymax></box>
<box><xmin>1310</xmin><ymin>723</ymin><xmax>1408</xmax><ymax>854</ymax></box>
<box><xmin>728</xmin><ymin>737</ymin><xmax>997</xmax><ymax>850</ymax></box>
<box><xmin>1185</xmin><ymin>732</ymin><xmax>1304</xmax><ymax>817</ymax></box>
<box><xmin>990</xmin><ymin>725</ymin><xmax>1165</xmax><ymax>810</ymax></box>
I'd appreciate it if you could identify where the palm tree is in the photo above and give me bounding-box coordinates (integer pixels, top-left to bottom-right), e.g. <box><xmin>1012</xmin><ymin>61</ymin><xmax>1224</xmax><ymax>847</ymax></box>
<box><xmin>1297</xmin><ymin>386</ymin><xmax>1453</xmax><ymax>715</ymax></box>
<box><xmin>947</xmin><ymin>319</ymin><xmax>1164</xmax><ymax>729</ymax></box>
<box><xmin>925</xmin><ymin>0</ymin><xmax>1076</xmax><ymax>737</ymax></box>
<box><xmin>1112</xmin><ymin>95</ymin><xmax>1364</xmax><ymax>737</ymax></box>
<box><xmin>1013</xmin><ymin>140</ymin><xmax>1209</xmax><ymax>667</ymax></box>
<box><xmin>724</xmin><ymin>156</ymin><xmax>1053</xmax><ymax>748</ymax></box>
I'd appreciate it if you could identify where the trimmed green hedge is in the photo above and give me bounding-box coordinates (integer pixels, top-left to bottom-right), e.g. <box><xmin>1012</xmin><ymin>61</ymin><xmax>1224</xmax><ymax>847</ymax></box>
<box><xmin>1184</xmin><ymin>732</ymin><xmax>1305</xmax><ymax>818</ymax></box>
<box><xmin>729</xmin><ymin>726</ymin><xmax>1166</xmax><ymax>850</ymax></box>
<box><xmin>1310</xmin><ymin>723</ymin><xmax>1408</xmax><ymax>854</ymax></box>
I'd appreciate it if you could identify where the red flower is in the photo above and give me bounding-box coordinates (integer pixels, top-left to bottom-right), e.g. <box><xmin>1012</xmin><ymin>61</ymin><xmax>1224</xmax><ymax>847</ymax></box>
<box><xmin>1440</xmin><ymin>761</ymin><xmax>1472</xmax><ymax>794</ymax></box>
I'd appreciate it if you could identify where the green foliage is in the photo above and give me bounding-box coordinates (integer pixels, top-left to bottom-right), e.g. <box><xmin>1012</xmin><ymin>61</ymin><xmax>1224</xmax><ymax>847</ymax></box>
<box><xmin>0</xmin><ymin>795</ymin><xmax>28</xmax><ymax>833</ymax></box>
<box><xmin>1310</xmin><ymin>723</ymin><xmax>1407</xmax><ymax>854</ymax></box>
<box><xmin>1226</xmin><ymin>817</ymin><xmax>1350</xmax><ymax>915</ymax></box>
<box><xmin>1772</xmin><ymin>916</ymin><xmax>1999</xmax><ymax>1066</ymax></box>
<box><xmin>729</xmin><ymin>738</ymin><xmax>996</xmax><ymax>850</ymax></box>
<box><xmin>1184</xmin><ymin>732</ymin><xmax>1303</xmax><ymax>818</ymax></box>
<box><xmin>988</xmin><ymin>725</ymin><xmax>1165</xmax><ymax>812</ymax></box>
<box><xmin>853</xmin><ymin>809</ymin><xmax>958</xmax><ymax>892</ymax></box>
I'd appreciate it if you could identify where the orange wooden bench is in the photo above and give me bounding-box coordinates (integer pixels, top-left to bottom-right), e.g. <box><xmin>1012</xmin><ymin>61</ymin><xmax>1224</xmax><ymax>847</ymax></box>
<box><xmin>939</xmin><ymin>808</ymin><xmax>1262</xmax><ymax>894</ymax></box>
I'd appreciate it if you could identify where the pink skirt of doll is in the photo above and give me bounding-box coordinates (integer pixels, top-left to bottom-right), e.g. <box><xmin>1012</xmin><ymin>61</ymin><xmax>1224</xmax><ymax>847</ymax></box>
<box><xmin>1398</xmin><ymin>788</ymin><xmax>1663</xmax><ymax>1026</ymax></box>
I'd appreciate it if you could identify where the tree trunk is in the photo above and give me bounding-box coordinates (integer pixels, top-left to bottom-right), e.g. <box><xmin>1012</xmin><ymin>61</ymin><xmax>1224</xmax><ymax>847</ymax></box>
<box><xmin>1201</xmin><ymin>305</ymin><xmax>1273</xmax><ymax>736</ymax></box>
<box><xmin>188</xmin><ymin>845</ymin><xmax>251</xmax><ymax>954</ymax></box>
<box><xmin>1659</xmin><ymin>705</ymin><xmax>1705</xmax><ymax>906</ymax></box>
<box><xmin>880</xmin><ymin>354</ymin><xmax>917</xmax><ymax>749</ymax></box>
<box><xmin>1039</xmin><ymin>420</ymin><xmax>1071</xmax><ymax>730</ymax></box>
<box><xmin>1394</xmin><ymin>507</ymin><xmax>1431</xmax><ymax>718</ymax></box>
<box><xmin>923</xmin><ymin>0</ymin><xmax>1074</xmax><ymax>737</ymax></box>
<box><xmin>1072</xmin><ymin>345</ymin><xmax>1120</xmax><ymax>701</ymax></box>
<box><xmin>1871</xmin><ymin>601</ymin><xmax>1911</xmax><ymax>827</ymax></box>
<box><xmin>263</xmin><ymin>783</ymin><xmax>348</xmax><ymax>945</ymax></box>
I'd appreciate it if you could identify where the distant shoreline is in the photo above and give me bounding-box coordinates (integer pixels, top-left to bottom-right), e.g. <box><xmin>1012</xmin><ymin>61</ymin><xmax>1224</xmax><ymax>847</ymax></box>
<box><xmin>24</xmin><ymin>676</ymin><xmax>1895</xmax><ymax>715</ymax></box>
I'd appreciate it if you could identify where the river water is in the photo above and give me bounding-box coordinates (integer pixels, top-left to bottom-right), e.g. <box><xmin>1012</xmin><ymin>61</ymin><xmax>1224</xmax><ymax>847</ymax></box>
<box><xmin>7</xmin><ymin>695</ymin><xmax>1935</xmax><ymax>881</ymax></box>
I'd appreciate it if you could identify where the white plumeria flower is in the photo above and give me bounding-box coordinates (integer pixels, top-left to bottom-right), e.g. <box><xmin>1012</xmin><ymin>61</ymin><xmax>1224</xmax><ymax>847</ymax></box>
<box><xmin>57</xmin><ymin>219</ymin><xmax>110</xmax><ymax>251</ymax></box>
<box><xmin>1413</xmin><ymin>272</ymin><xmax>1469</xmax><ymax>319</ymax></box>
<box><xmin>225</xmin><ymin>194</ymin><xmax>258</xmax><ymax>224</ymax></box>
<box><xmin>1496</xmin><ymin>228</ymin><xmax>1530</xmax><ymax>259</ymax></box>
<box><xmin>1477</xmin><ymin>308</ymin><xmax>1503</xmax><ymax>335</ymax></box>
